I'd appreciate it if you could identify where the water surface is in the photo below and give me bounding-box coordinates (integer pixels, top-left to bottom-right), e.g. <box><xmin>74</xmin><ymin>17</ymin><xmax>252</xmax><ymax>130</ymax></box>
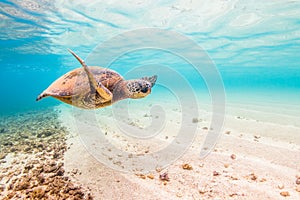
<box><xmin>1</xmin><ymin>0</ymin><xmax>299</xmax><ymax>117</ymax></box>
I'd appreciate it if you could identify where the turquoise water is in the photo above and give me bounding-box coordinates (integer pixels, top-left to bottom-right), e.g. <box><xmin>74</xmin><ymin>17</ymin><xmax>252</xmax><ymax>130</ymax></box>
<box><xmin>1</xmin><ymin>0</ymin><xmax>300</xmax><ymax>116</ymax></box>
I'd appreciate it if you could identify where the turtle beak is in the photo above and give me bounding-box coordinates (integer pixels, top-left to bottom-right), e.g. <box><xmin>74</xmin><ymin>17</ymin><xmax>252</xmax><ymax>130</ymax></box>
<box><xmin>146</xmin><ymin>87</ymin><xmax>152</xmax><ymax>95</ymax></box>
<box><xmin>145</xmin><ymin>88</ymin><xmax>151</xmax><ymax>95</ymax></box>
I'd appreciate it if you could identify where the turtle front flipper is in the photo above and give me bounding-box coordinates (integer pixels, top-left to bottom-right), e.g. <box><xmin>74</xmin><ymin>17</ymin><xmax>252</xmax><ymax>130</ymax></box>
<box><xmin>68</xmin><ymin>49</ymin><xmax>112</xmax><ymax>101</ymax></box>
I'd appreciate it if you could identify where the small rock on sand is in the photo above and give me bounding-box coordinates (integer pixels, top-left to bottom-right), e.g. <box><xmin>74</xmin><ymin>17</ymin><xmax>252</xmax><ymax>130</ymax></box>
<box><xmin>176</xmin><ymin>192</ymin><xmax>183</xmax><ymax>197</ymax></box>
<box><xmin>254</xmin><ymin>135</ymin><xmax>261</xmax><ymax>139</ymax></box>
<box><xmin>225</xmin><ymin>131</ymin><xmax>231</xmax><ymax>135</ymax></box>
<box><xmin>0</xmin><ymin>184</ymin><xmax>5</xmax><ymax>192</ymax></box>
<box><xmin>278</xmin><ymin>184</ymin><xmax>284</xmax><ymax>189</ymax></box>
<box><xmin>198</xmin><ymin>188</ymin><xmax>206</xmax><ymax>194</ymax></box>
<box><xmin>296</xmin><ymin>185</ymin><xmax>300</xmax><ymax>192</ymax></box>
<box><xmin>229</xmin><ymin>193</ymin><xmax>238</xmax><ymax>197</ymax></box>
<box><xmin>159</xmin><ymin>172</ymin><xmax>170</xmax><ymax>181</ymax></box>
<box><xmin>136</xmin><ymin>174</ymin><xmax>146</xmax><ymax>179</ymax></box>
<box><xmin>192</xmin><ymin>118</ymin><xmax>199</xmax><ymax>123</ymax></box>
<box><xmin>224</xmin><ymin>163</ymin><xmax>230</xmax><ymax>168</ymax></box>
<box><xmin>155</xmin><ymin>167</ymin><xmax>162</xmax><ymax>172</ymax></box>
<box><xmin>182</xmin><ymin>163</ymin><xmax>193</xmax><ymax>170</ymax></box>
<box><xmin>0</xmin><ymin>153</ymin><xmax>7</xmax><ymax>160</ymax></box>
<box><xmin>147</xmin><ymin>174</ymin><xmax>154</xmax><ymax>179</ymax></box>
<box><xmin>249</xmin><ymin>173</ymin><xmax>257</xmax><ymax>181</ymax></box>
<box><xmin>279</xmin><ymin>191</ymin><xmax>290</xmax><ymax>197</ymax></box>
<box><xmin>213</xmin><ymin>171</ymin><xmax>220</xmax><ymax>176</ymax></box>
<box><xmin>259</xmin><ymin>178</ymin><xmax>267</xmax><ymax>182</ymax></box>
<box><xmin>230</xmin><ymin>154</ymin><xmax>236</xmax><ymax>160</ymax></box>
<box><xmin>296</xmin><ymin>178</ymin><xmax>300</xmax><ymax>185</ymax></box>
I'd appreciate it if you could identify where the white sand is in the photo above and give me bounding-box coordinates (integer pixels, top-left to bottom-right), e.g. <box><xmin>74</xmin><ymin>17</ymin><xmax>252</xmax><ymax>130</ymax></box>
<box><xmin>58</xmin><ymin>99</ymin><xmax>300</xmax><ymax>199</ymax></box>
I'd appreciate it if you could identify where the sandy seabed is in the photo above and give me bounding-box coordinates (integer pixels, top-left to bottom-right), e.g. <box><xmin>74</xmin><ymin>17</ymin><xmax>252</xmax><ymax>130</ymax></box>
<box><xmin>0</xmin><ymin>99</ymin><xmax>299</xmax><ymax>199</ymax></box>
<box><xmin>59</xmin><ymin>99</ymin><xmax>300</xmax><ymax>200</ymax></box>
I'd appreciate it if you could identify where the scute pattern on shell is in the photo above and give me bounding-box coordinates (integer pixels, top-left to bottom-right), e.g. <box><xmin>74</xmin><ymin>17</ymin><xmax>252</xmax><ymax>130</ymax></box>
<box><xmin>46</xmin><ymin>67</ymin><xmax>123</xmax><ymax>97</ymax></box>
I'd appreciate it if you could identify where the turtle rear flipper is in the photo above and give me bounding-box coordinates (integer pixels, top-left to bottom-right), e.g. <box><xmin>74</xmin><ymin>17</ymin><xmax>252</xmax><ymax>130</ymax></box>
<box><xmin>68</xmin><ymin>49</ymin><xmax>112</xmax><ymax>101</ymax></box>
<box><xmin>36</xmin><ymin>92</ymin><xmax>48</xmax><ymax>101</ymax></box>
<box><xmin>36</xmin><ymin>91</ymin><xmax>75</xmax><ymax>107</ymax></box>
<box><xmin>36</xmin><ymin>90</ymin><xmax>65</xmax><ymax>101</ymax></box>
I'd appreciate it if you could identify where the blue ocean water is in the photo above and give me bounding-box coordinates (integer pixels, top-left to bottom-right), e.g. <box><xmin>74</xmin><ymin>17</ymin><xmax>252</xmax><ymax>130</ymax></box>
<box><xmin>0</xmin><ymin>0</ymin><xmax>300</xmax><ymax>116</ymax></box>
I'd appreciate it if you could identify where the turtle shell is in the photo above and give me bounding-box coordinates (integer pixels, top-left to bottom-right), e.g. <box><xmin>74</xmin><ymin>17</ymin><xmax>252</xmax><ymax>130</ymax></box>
<box><xmin>41</xmin><ymin>66</ymin><xmax>123</xmax><ymax>99</ymax></box>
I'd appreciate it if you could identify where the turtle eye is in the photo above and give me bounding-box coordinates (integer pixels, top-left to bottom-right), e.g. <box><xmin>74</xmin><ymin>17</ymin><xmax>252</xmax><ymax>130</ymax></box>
<box><xmin>141</xmin><ymin>87</ymin><xmax>148</xmax><ymax>93</ymax></box>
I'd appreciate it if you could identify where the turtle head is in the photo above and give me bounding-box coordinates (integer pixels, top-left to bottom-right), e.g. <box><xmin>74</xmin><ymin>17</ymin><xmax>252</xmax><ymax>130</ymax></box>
<box><xmin>126</xmin><ymin>75</ymin><xmax>157</xmax><ymax>99</ymax></box>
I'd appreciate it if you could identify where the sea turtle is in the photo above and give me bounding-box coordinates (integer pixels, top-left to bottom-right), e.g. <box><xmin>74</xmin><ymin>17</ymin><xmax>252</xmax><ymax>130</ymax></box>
<box><xmin>36</xmin><ymin>49</ymin><xmax>157</xmax><ymax>109</ymax></box>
